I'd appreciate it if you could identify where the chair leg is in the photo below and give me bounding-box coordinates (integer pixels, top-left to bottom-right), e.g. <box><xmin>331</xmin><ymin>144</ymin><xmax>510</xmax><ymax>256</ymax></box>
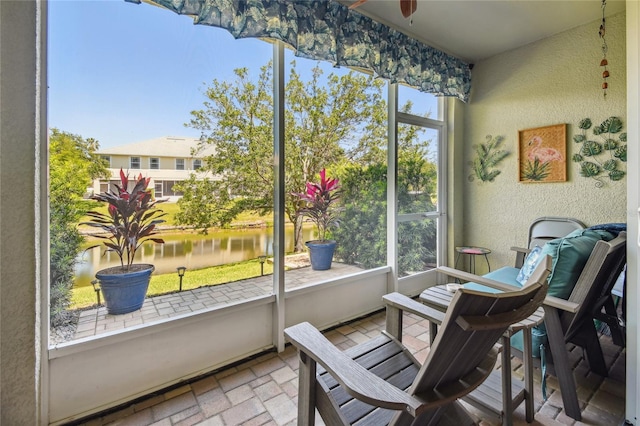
<box><xmin>523</xmin><ymin>328</ymin><xmax>535</xmax><ymax>423</ymax></box>
<box><xmin>500</xmin><ymin>335</ymin><xmax>513</xmax><ymax>426</ymax></box>
<box><xmin>298</xmin><ymin>352</ymin><xmax>317</xmax><ymax>426</ymax></box>
<box><xmin>602</xmin><ymin>297</ymin><xmax>625</xmax><ymax>347</ymax></box>
<box><xmin>577</xmin><ymin>324</ymin><xmax>608</xmax><ymax>377</ymax></box>
<box><xmin>543</xmin><ymin>307</ymin><xmax>581</xmax><ymax>421</ymax></box>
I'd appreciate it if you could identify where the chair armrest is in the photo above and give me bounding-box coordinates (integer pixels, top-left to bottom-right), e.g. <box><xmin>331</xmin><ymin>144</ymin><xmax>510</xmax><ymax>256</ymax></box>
<box><xmin>543</xmin><ymin>295</ymin><xmax>579</xmax><ymax>313</ymax></box>
<box><xmin>437</xmin><ymin>266</ymin><xmax>520</xmax><ymax>293</ymax></box>
<box><xmin>510</xmin><ymin>246</ymin><xmax>530</xmax><ymax>254</ymax></box>
<box><xmin>383</xmin><ymin>292</ymin><xmax>446</xmax><ymax>325</ymax></box>
<box><xmin>284</xmin><ymin>322</ymin><xmax>425</xmax><ymax>416</ymax></box>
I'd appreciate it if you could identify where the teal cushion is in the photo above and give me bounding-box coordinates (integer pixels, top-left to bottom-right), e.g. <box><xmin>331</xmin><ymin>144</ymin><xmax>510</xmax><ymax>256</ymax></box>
<box><xmin>537</xmin><ymin>228</ymin><xmax>613</xmax><ymax>300</ymax></box>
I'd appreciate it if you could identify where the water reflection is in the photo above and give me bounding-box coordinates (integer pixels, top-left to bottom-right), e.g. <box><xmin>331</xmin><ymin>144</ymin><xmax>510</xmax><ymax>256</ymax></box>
<box><xmin>74</xmin><ymin>226</ymin><xmax>314</xmax><ymax>288</ymax></box>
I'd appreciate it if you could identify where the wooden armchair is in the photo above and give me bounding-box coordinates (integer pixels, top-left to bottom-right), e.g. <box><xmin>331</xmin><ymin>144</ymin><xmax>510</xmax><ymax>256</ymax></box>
<box><xmin>284</xmin><ymin>273</ymin><xmax>549</xmax><ymax>426</ymax></box>
<box><xmin>421</xmin><ymin>232</ymin><xmax>627</xmax><ymax>422</ymax></box>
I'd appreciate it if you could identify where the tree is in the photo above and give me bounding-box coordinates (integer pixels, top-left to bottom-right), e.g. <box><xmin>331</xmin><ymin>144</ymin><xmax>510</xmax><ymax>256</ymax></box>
<box><xmin>178</xmin><ymin>61</ymin><xmax>386</xmax><ymax>251</ymax></box>
<box><xmin>49</xmin><ymin>129</ymin><xmax>109</xmax><ymax>326</ymax></box>
<box><xmin>334</xmin><ymin>125</ymin><xmax>438</xmax><ymax>275</ymax></box>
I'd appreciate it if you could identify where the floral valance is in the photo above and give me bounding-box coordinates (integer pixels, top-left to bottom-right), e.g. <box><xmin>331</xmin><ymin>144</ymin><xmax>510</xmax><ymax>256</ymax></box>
<box><xmin>125</xmin><ymin>0</ymin><xmax>472</xmax><ymax>102</ymax></box>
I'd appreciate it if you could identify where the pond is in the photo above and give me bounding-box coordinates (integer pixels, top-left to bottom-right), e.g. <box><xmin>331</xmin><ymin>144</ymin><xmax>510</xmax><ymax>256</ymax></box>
<box><xmin>74</xmin><ymin>226</ymin><xmax>315</xmax><ymax>288</ymax></box>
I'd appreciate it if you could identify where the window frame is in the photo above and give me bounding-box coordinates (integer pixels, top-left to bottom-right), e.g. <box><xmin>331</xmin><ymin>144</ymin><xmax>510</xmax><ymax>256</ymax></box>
<box><xmin>150</xmin><ymin>157</ymin><xmax>160</xmax><ymax>169</ymax></box>
<box><xmin>130</xmin><ymin>156</ymin><xmax>141</xmax><ymax>169</ymax></box>
<box><xmin>175</xmin><ymin>158</ymin><xmax>185</xmax><ymax>170</ymax></box>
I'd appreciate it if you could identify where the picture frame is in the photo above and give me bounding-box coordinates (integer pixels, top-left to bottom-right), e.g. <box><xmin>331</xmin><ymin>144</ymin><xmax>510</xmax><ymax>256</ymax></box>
<box><xmin>518</xmin><ymin>123</ymin><xmax>567</xmax><ymax>183</ymax></box>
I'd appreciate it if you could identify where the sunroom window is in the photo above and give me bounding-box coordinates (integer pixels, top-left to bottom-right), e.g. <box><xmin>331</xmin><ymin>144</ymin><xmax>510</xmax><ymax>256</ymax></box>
<box><xmin>47</xmin><ymin>0</ymin><xmax>447</xmax><ymax>346</ymax></box>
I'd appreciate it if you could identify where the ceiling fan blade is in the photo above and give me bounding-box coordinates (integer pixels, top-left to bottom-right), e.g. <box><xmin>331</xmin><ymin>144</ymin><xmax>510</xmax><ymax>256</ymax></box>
<box><xmin>349</xmin><ymin>0</ymin><xmax>369</xmax><ymax>10</ymax></box>
<box><xmin>400</xmin><ymin>0</ymin><xmax>417</xmax><ymax>18</ymax></box>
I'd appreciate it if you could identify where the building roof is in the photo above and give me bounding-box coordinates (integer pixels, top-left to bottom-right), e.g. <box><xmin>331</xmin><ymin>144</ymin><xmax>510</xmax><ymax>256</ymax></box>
<box><xmin>98</xmin><ymin>136</ymin><xmax>215</xmax><ymax>158</ymax></box>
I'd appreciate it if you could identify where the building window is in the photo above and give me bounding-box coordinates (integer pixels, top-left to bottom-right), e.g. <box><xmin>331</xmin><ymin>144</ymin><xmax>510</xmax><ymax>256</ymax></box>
<box><xmin>193</xmin><ymin>159</ymin><xmax>202</xmax><ymax>170</ymax></box>
<box><xmin>150</xmin><ymin>157</ymin><xmax>160</xmax><ymax>169</ymax></box>
<box><xmin>176</xmin><ymin>158</ymin><xmax>185</xmax><ymax>170</ymax></box>
<box><xmin>101</xmin><ymin>155</ymin><xmax>111</xmax><ymax>167</ymax></box>
<box><xmin>130</xmin><ymin>156</ymin><xmax>141</xmax><ymax>169</ymax></box>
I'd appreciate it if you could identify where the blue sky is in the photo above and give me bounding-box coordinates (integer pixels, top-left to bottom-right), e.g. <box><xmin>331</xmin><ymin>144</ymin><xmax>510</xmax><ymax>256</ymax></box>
<box><xmin>48</xmin><ymin>0</ymin><xmax>436</xmax><ymax>149</ymax></box>
<box><xmin>49</xmin><ymin>0</ymin><xmax>275</xmax><ymax>148</ymax></box>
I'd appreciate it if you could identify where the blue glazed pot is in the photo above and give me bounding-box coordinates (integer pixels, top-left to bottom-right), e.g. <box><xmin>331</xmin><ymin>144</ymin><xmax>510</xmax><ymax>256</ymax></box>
<box><xmin>96</xmin><ymin>264</ymin><xmax>154</xmax><ymax>315</ymax></box>
<box><xmin>305</xmin><ymin>240</ymin><xmax>337</xmax><ymax>271</ymax></box>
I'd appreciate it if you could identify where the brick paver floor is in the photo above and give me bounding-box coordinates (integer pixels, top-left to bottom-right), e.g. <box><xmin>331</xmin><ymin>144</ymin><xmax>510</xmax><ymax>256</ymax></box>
<box><xmin>72</xmin><ymin>310</ymin><xmax>627</xmax><ymax>426</ymax></box>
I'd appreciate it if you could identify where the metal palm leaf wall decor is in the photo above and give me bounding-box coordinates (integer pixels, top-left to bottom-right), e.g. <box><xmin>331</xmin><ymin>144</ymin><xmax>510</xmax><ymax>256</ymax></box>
<box><xmin>572</xmin><ymin>117</ymin><xmax>626</xmax><ymax>187</ymax></box>
<box><xmin>468</xmin><ymin>135</ymin><xmax>509</xmax><ymax>183</ymax></box>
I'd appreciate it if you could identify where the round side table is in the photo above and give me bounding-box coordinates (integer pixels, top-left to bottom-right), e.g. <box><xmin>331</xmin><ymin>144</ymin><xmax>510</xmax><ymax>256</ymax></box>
<box><xmin>455</xmin><ymin>246</ymin><xmax>491</xmax><ymax>274</ymax></box>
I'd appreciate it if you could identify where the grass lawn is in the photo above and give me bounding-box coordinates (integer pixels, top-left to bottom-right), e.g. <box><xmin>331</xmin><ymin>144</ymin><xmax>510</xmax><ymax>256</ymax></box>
<box><xmin>71</xmin><ymin>258</ymin><xmax>275</xmax><ymax>309</ymax></box>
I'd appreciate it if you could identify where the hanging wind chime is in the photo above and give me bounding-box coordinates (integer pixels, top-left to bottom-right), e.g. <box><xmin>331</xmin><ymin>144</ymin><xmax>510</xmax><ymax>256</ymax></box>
<box><xmin>599</xmin><ymin>0</ymin><xmax>610</xmax><ymax>98</ymax></box>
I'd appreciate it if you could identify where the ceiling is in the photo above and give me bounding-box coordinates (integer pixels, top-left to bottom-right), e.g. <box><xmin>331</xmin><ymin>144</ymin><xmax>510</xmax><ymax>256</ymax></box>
<box><xmin>341</xmin><ymin>0</ymin><xmax>626</xmax><ymax>63</ymax></box>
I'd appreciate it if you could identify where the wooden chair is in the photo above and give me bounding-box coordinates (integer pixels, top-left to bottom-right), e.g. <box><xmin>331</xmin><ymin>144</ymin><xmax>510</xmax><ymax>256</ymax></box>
<box><xmin>284</xmin><ymin>271</ymin><xmax>549</xmax><ymax>426</ymax></box>
<box><xmin>422</xmin><ymin>232</ymin><xmax>627</xmax><ymax>422</ymax></box>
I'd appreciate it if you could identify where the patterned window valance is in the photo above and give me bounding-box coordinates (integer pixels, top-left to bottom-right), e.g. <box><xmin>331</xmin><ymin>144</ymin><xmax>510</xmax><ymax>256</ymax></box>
<box><xmin>125</xmin><ymin>0</ymin><xmax>472</xmax><ymax>102</ymax></box>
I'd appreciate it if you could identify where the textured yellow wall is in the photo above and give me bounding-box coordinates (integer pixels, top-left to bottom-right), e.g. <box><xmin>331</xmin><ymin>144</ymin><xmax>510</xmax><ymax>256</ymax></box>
<box><xmin>463</xmin><ymin>12</ymin><xmax>627</xmax><ymax>271</ymax></box>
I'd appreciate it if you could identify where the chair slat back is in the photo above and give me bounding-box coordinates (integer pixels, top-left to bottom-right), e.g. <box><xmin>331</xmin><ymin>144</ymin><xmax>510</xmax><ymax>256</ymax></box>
<box><xmin>565</xmin><ymin>232</ymin><xmax>626</xmax><ymax>341</ymax></box>
<box><xmin>409</xmin><ymin>257</ymin><xmax>551</xmax><ymax>397</ymax></box>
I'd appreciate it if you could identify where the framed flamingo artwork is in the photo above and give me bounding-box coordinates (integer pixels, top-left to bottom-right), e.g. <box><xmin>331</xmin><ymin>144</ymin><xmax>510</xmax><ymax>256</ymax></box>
<box><xmin>518</xmin><ymin>123</ymin><xmax>567</xmax><ymax>183</ymax></box>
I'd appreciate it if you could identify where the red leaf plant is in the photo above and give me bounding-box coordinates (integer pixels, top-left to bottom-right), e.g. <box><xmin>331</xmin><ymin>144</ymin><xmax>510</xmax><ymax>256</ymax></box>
<box><xmin>82</xmin><ymin>169</ymin><xmax>166</xmax><ymax>271</ymax></box>
<box><xmin>293</xmin><ymin>169</ymin><xmax>342</xmax><ymax>243</ymax></box>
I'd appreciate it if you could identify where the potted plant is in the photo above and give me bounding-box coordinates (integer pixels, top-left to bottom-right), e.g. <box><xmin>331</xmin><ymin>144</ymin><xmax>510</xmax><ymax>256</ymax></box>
<box><xmin>293</xmin><ymin>169</ymin><xmax>342</xmax><ymax>270</ymax></box>
<box><xmin>82</xmin><ymin>169</ymin><xmax>166</xmax><ymax>314</ymax></box>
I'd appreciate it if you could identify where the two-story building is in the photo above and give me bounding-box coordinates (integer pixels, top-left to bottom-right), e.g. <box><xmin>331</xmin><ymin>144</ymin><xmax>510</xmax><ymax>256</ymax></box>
<box><xmin>94</xmin><ymin>136</ymin><xmax>215</xmax><ymax>201</ymax></box>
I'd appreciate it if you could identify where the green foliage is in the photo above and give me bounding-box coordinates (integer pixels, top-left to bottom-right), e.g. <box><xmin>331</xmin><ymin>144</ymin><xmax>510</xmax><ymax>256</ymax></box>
<box><xmin>573</xmin><ymin>117</ymin><xmax>626</xmax><ymax>187</ymax></box>
<box><xmin>332</xmin><ymin>165</ymin><xmax>387</xmax><ymax>269</ymax></box>
<box><xmin>468</xmin><ymin>135</ymin><xmax>509</xmax><ymax>183</ymax></box>
<box><xmin>174</xmin><ymin>175</ymin><xmax>240</xmax><ymax>232</ymax></box>
<box><xmin>521</xmin><ymin>158</ymin><xmax>551</xmax><ymax>181</ymax></box>
<box><xmin>180</xmin><ymin>60</ymin><xmax>410</xmax><ymax>252</ymax></box>
<box><xmin>49</xmin><ymin>129</ymin><xmax>109</xmax><ymax>326</ymax></box>
<box><xmin>333</xmin><ymin>147</ymin><xmax>437</xmax><ymax>276</ymax></box>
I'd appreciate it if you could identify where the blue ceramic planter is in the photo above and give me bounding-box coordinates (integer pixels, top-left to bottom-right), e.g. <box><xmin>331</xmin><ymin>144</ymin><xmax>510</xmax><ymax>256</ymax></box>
<box><xmin>96</xmin><ymin>264</ymin><xmax>154</xmax><ymax>315</ymax></box>
<box><xmin>306</xmin><ymin>240</ymin><xmax>337</xmax><ymax>270</ymax></box>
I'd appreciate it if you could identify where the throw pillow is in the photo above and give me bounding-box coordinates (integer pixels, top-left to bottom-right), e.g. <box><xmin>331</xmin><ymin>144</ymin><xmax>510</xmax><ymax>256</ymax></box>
<box><xmin>540</xmin><ymin>228</ymin><xmax>613</xmax><ymax>300</ymax></box>
<box><xmin>515</xmin><ymin>245</ymin><xmax>542</xmax><ymax>286</ymax></box>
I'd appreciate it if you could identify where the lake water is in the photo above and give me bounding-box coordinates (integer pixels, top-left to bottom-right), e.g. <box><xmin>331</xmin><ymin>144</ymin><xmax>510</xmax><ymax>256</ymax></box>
<box><xmin>74</xmin><ymin>226</ymin><xmax>315</xmax><ymax>288</ymax></box>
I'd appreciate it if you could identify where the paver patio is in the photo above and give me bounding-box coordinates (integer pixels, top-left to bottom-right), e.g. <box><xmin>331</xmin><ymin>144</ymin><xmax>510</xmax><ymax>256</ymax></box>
<box><xmin>72</xmin><ymin>263</ymin><xmax>363</xmax><ymax>341</ymax></box>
